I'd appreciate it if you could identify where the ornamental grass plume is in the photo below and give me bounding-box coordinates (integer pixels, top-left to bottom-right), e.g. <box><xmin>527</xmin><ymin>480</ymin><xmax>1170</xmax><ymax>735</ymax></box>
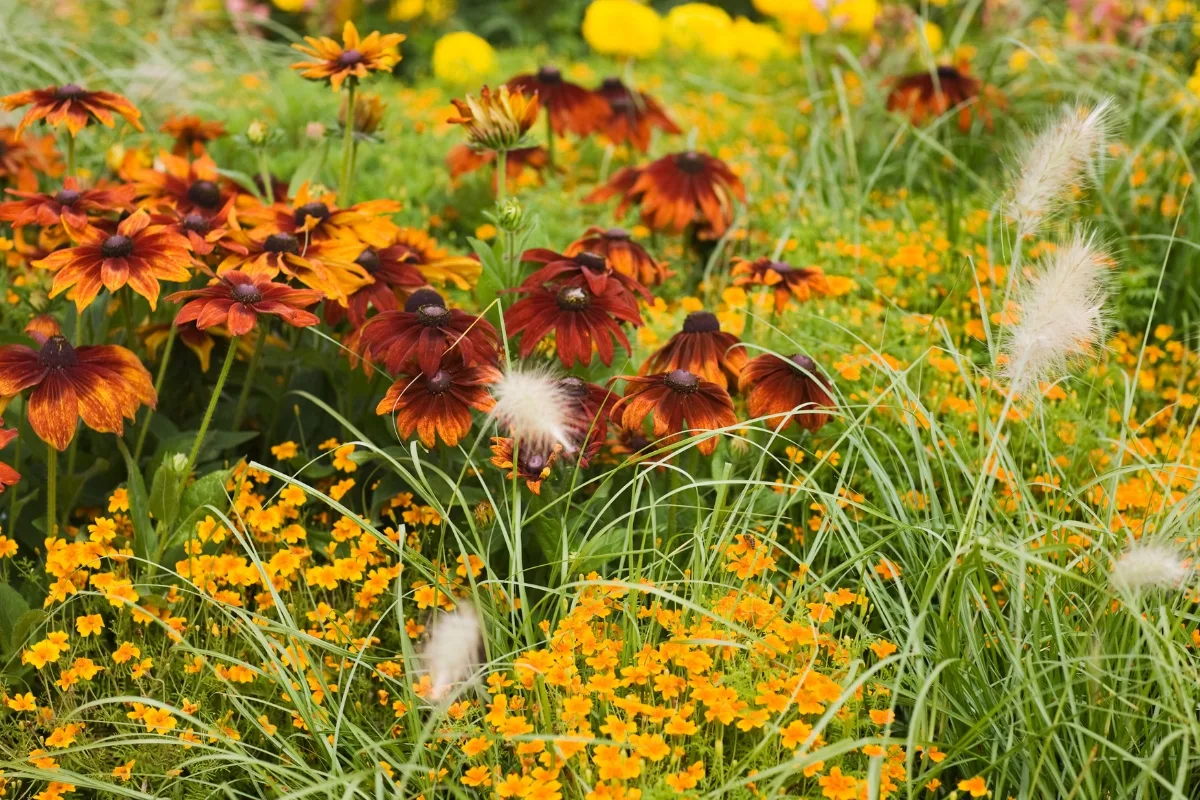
<box><xmin>422</xmin><ymin>605</ymin><xmax>485</xmax><ymax>703</ymax></box>
<box><xmin>1010</xmin><ymin>97</ymin><xmax>1114</xmax><ymax>235</ymax></box>
<box><xmin>1000</xmin><ymin>229</ymin><xmax>1109</xmax><ymax>394</ymax></box>
<box><xmin>489</xmin><ymin>363</ymin><xmax>576</xmax><ymax>453</ymax></box>
<box><xmin>1110</xmin><ymin>540</ymin><xmax>1191</xmax><ymax>593</ymax></box>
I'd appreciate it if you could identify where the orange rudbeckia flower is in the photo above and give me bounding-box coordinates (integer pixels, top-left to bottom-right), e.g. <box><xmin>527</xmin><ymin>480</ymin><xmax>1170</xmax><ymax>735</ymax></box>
<box><xmin>0</xmin><ymin>424</ymin><xmax>20</xmax><ymax>493</ymax></box>
<box><xmin>730</xmin><ymin>257</ymin><xmax>831</xmax><ymax>313</ymax></box>
<box><xmin>0</xmin><ymin>177</ymin><xmax>134</xmax><ymax>231</ymax></box>
<box><xmin>376</xmin><ymin>354</ymin><xmax>500</xmax><ymax>448</ymax></box>
<box><xmin>739</xmin><ymin>353</ymin><xmax>835</xmax><ymax>433</ymax></box>
<box><xmin>168</xmin><ymin>272</ymin><xmax>323</xmax><ymax>336</ymax></box>
<box><xmin>0</xmin><ymin>318</ymin><xmax>155</xmax><ymax>450</ymax></box>
<box><xmin>640</xmin><ymin>311</ymin><xmax>746</xmax><ymax>390</ymax></box>
<box><xmin>611</xmin><ymin>370</ymin><xmax>736</xmax><ymax>455</ymax></box>
<box><xmin>35</xmin><ymin>209</ymin><xmax>193</xmax><ymax>311</ymax></box>
<box><xmin>291</xmin><ymin>22</ymin><xmax>405</xmax><ymax>92</ymax></box>
<box><xmin>0</xmin><ymin>84</ymin><xmax>143</xmax><ymax>136</ymax></box>
<box><xmin>159</xmin><ymin>114</ymin><xmax>227</xmax><ymax>157</ymax></box>
<box><xmin>507</xmin><ymin>66</ymin><xmax>609</xmax><ymax>137</ymax></box>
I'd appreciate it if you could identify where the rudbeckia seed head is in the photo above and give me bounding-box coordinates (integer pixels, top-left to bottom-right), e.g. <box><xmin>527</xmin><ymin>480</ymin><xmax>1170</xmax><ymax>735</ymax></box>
<box><xmin>264</xmin><ymin>233</ymin><xmax>300</xmax><ymax>254</ymax></box>
<box><xmin>682</xmin><ymin>311</ymin><xmax>720</xmax><ymax>333</ymax></box>
<box><xmin>665</xmin><ymin>369</ymin><xmax>699</xmax><ymax>393</ymax></box>
<box><xmin>404</xmin><ymin>289</ymin><xmax>445</xmax><ymax>312</ymax></box>
<box><xmin>38</xmin><ymin>335</ymin><xmax>78</xmax><ymax>369</ymax></box>
<box><xmin>187</xmin><ymin>179</ymin><xmax>221</xmax><ymax>209</ymax></box>
<box><xmin>101</xmin><ymin>235</ymin><xmax>134</xmax><ymax>259</ymax></box>
<box><xmin>556</xmin><ymin>286</ymin><xmax>590</xmax><ymax>310</ymax></box>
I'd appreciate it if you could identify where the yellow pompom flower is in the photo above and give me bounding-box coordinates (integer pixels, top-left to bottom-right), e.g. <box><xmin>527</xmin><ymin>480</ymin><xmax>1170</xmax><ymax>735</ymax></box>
<box><xmin>432</xmin><ymin>32</ymin><xmax>497</xmax><ymax>84</ymax></box>
<box><xmin>911</xmin><ymin>20</ymin><xmax>944</xmax><ymax>53</ymax></box>
<box><xmin>664</xmin><ymin>3</ymin><xmax>735</xmax><ymax>58</ymax></box>
<box><xmin>730</xmin><ymin>17</ymin><xmax>790</xmax><ymax>61</ymax></box>
<box><xmin>753</xmin><ymin>0</ymin><xmax>827</xmax><ymax>33</ymax></box>
<box><xmin>831</xmin><ymin>0</ymin><xmax>879</xmax><ymax>35</ymax></box>
<box><xmin>388</xmin><ymin>0</ymin><xmax>424</xmax><ymax>20</ymax></box>
<box><xmin>272</xmin><ymin>0</ymin><xmax>308</xmax><ymax>11</ymax></box>
<box><xmin>582</xmin><ymin>0</ymin><xmax>663</xmax><ymax>59</ymax></box>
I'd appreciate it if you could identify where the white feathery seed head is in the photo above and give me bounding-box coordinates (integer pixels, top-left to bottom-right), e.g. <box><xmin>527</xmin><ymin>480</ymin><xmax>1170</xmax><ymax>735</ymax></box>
<box><xmin>1010</xmin><ymin>97</ymin><xmax>1114</xmax><ymax>235</ymax></box>
<box><xmin>490</xmin><ymin>364</ymin><xmax>576</xmax><ymax>453</ymax></box>
<box><xmin>422</xmin><ymin>605</ymin><xmax>485</xmax><ymax>703</ymax></box>
<box><xmin>1001</xmin><ymin>229</ymin><xmax>1109</xmax><ymax>394</ymax></box>
<box><xmin>1110</xmin><ymin>540</ymin><xmax>1191</xmax><ymax>593</ymax></box>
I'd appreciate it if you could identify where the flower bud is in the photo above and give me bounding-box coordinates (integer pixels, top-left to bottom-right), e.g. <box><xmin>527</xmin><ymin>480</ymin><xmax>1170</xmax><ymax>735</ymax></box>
<box><xmin>246</xmin><ymin>120</ymin><xmax>269</xmax><ymax>146</ymax></box>
<box><xmin>496</xmin><ymin>198</ymin><xmax>524</xmax><ymax>232</ymax></box>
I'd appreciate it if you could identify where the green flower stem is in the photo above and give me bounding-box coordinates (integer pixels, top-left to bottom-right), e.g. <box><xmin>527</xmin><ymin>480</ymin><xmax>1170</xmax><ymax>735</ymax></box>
<box><xmin>65</xmin><ymin>134</ymin><xmax>76</xmax><ymax>178</ymax></box>
<box><xmin>180</xmin><ymin>339</ymin><xmax>238</xmax><ymax>493</ymax></box>
<box><xmin>257</xmin><ymin>148</ymin><xmax>273</xmax><ymax>203</ymax></box>
<box><xmin>339</xmin><ymin>82</ymin><xmax>357</xmax><ymax>204</ymax></box>
<box><xmin>232</xmin><ymin>330</ymin><xmax>266</xmax><ymax>430</ymax></box>
<box><xmin>134</xmin><ymin>323</ymin><xmax>177</xmax><ymax>461</ymax></box>
<box><xmin>7</xmin><ymin>434</ymin><xmax>19</xmax><ymax>532</ymax></box>
<box><xmin>495</xmin><ymin>149</ymin><xmax>508</xmax><ymax>203</ymax></box>
<box><xmin>46</xmin><ymin>441</ymin><xmax>57</xmax><ymax>537</ymax></box>
<box><xmin>544</xmin><ymin>113</ymin><xmax>554</xmax><ymax>173</ymax></box>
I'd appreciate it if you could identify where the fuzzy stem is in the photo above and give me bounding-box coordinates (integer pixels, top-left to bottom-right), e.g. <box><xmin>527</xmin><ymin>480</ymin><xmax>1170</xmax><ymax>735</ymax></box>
<box><xmin>134</xmin><ymin>324</ymin><xmax>177</xmax><ymax>461</ymax></box>
<box><xmin>495</xmin><ymin>149</ymin><xmax>508</xmax><ymax>203</ymax></box>
<box><xmin>181</xmin><ymin>339</ymin><xmax>238</xmax><ymax>492</ymax></box>
<box><xmin>232</xmin><ymin>331</ymin><xmax>266</xmax><ymax>430</ymax></box>
<box><xmin>46</xmin><ymin>441</ymin><xmax>57</xmax><ymax>537</ymax></box>
<box><xmin>65</xmin><ymin>135</ymin><xmax>76</xmax><ymax>179</ymax></box>
<box><xmin>339</xmin><ymin>82</ymin><xmax>357</xmax><ymax>204</ymax></box>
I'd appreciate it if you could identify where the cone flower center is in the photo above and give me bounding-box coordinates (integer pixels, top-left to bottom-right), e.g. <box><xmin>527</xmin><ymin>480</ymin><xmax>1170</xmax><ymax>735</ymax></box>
<box><xmin>355</xmin><ymin>248</ymin><xmax>381</xmax><ymax>273</ymax></box>
<box><xmin>682</xmin><ymin>311</ymin><xmax>720</xmax><ymax>334</ymax></box>
<box><xmin>55</xmin><ymin>84</ymin><xmax>87</xmax><ymax>100</ymax></box>
<box><xmin>54</xmin><ymin>189</ymin><xmax>81</xmax><ymax>206</ymax></box>
<box><xmin>425</xmin><ymin>370</ymin><xmax>452</xmax><ymax>394</ymax></box>
<box><xmin>230</xmin><ymin>283</ymin><xmax>263</xmax><ymax>304</ymax></box>
<box><xmin>187</xmin><ymin>179</ymin><xmax>221</xmax><ymax>209</ymax></box>
<box><xmin>556</xmin><ymin>286</ymin><xmax>590</xmax><ymax>311</ymax></box>
<box><xmin>675</xmin><ymin>151</ymin><xmax>705</xmax><ymax>174</ymax></box>
<box><xmin>101</xmin><ymin>235</ymin><xmax>134</xmax><ymax>259</ymax></box>
<box><xmin>604</xmin><ymin>227</ymin><xmax>630</xmax><ymax>240</ymax></box>
<box><xmin>294</xmin><ymin>202</ymin><xmax>331</xmax><ymax>227</ymax></box>
<box><xmin>337</xmin><ymin>49</ymin><xmax>364</xmax><ymax>67</ymax></box>
<box><xmin>39</xmin><ymin>335</ymin><xmax>78</xmax><ymax>369</ymax></box>
<box><xmin>575</xmin><ymin>251</ymin><xmax>608</xmax><ymax>272</ymax></box>
<box><xmin>664</xmin><ymin>369</ymin><xmax>699</xmax><ymax>394</ymax></box>
<box><xmin>182</xmin><ymin>213</ymin><xmax>210</xmax><ymax>234</ymax></box>
<box><xmin>416</xmin><ymin>304</ymin><xmax>450</xmax><ymax>326</ymax></box>
<box><xmin>264</xmin><ymin>233</ymin><xmax>300</xmax><ymax>254</ymax></box>
<box><xmin>537</xmin><ymin>66</ymin><xmax>563</xmax><ymax>84</ymax></box>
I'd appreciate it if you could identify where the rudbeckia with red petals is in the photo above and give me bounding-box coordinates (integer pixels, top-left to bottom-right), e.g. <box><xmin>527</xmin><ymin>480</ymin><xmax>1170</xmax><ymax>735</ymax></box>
<box><xmin>504</xmin><ymin>283</ymin><xmax>641</xmax><ymax>368</ymax></box>
<box><xmin>131</xmin><ymin>152</ymin><xmax>233</xmax><ymax>217</ymax></box>
<box><xmin>157</xmin><ymin>198</ymin><xmax>248</xmax><ymax>257</ymax></box>
<box><xmin>0</xmin><ymin>318</ymin><xmax>155</xmax><ymax>450</ymax></box>
<box><xmin>640</xmin><ymin>311</ymin><xmax>746</xmax><ymax>390</ymax></box>
<box><xmin>610</xmin><ymin>370</ymin><xmax>737</xmax><ymax>455</ymax></box>
<box><xmin>585</xmin><ymin>151</ymin><xmax>745</xmax><ymax>237</ymax></box>
<box><xmin>236</xmin><ymin>183</ymin><xmax>401</xmax><ymax>249</ymax></box>
<box><xmin>0</xmin><ymin>127</ymin><xmax>62</xmax><ymax>191</ymax></box>
<box><xmin>160</xmin><ymin>114</ymin><xmax>227</xmax><ymax>156</ymax></box>
<box><xmin>0</xmin><ymin>424</ymin><xmax>20</xmax><ymax>492</ymax></box>
<box><xmin>887</xmin><ymin>65</ymin><xmax>1000</xmax><ymax>132</ymax></box>
<box><xmin>559</xmin><ymin>376</ymin><xmax>617</xmax><ymax>468</ymax></box>
<box><xmin>376</xmin><ymin>354</ymin><xmax>501</xmax><ymax>447</ymax></box>
<box><xmin>291</xmin><ymin>22</ymin><xmax>405</xmax><ymax>92</ymax></box>
<box><xmin>168</xmin><ymin>271</ymin><xmax>323</xmax><ymax>336</ymax></box>
<box><xmin>739</xmin><ymin>353</ymin><xmax>835</xmax><ymax>432</ymax></box>
<box><xmin>357</xmin><ymin>289</ymin><xmax>500</xmax><ymax>376</ymax></box>
<box><xmin>595</xmin><ymin>77</ymin><xmax>681</xmax><ymax>152</ymax></box>
<box><xmin>489</xmin><ymin>436</ymin><xmax>561</xmax><ymax>494</ymax></box>
<box><xmin>1</xmin><ymin>84</ymin><xmax>143</xmax><ymax>136</ymax></box>
<box><xmin>730</xmin><ymin>257</ymin><xmax>831</xmax><ymax>313</ymax></box>
<box><xmin>215</xmin><ymin>226</ymin><xmax>368</xmax><ymax>306</ymax></box>
<box><xmin>507</xmin><ymin>66</ymin><xmax>609</xmax><ymax>137</ymax></box>
<box><xmin>35</xmin><ymin>208</ymin><xmax>193</xmax><ymax>311</ymax></box>
<box><xmin>565</xmin><ymin>226</ymin><xmax>671</xmax><ymax>288</ymax></box>
<box><xmin>518</xmin><ymin>248</ymin><xmax>650</xmax><ymax>309</ymax></box>
<box><xmin>323</xmin><ymin>242</ymin><xmax>426</xmax><ymax>328</ymax></box>
<box><xmin>0</xmin><ymin>177</ymin><xmax>134</xmax><ymax>231</ymax></box>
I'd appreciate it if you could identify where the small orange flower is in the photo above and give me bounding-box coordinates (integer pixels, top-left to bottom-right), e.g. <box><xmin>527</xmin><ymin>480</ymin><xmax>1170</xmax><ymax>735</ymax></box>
<box><xmin>160</xmin><ymin>114</ymin><xmax>227</xmax><ymax>156</ymax></box>
<box><xmin>957</xmin><ymin>776</ymin><xmax>988</xmax><ymax>797</ymax></box>
<box><xmin>168</xmin><ymin>272</ymin><xmax>323</xmax><ymax>335</ymax></box>
<box><xmin>0</xmin><ymin>422</ymin><xmax>20</xmax><ymax>493</ymax></box>
<box><xmin>489</xmin><ymin>436</ymin><xmax>561</xmax><ymax>494</ymax></box>
<box><xmin>731</xmin><ymin>257</ymin><xmax>831</xmax><ymax>313</ymax></box>
<box><xmin>1</xmin><ymin>84</ymin><xmax>143</xmax><ymax>136</ymax></box>
<box><xmin>291</xmin><ymin>22</ymin><xmax>405</xmax><ymax>92</ymax></box>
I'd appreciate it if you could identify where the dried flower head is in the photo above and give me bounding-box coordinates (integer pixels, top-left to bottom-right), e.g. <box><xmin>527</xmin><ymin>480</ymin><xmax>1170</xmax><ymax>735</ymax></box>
<box><xmin>489</xmin><ymin>364</ymin><xmax>576</xmax><ymax>453</ymax></box>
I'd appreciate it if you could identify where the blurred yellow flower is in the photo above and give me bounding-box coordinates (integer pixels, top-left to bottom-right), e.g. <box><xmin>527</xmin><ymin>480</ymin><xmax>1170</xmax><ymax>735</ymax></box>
<box><xmin>911</xmin><ymin>20</ymin><xmax>944</xmax><ymax>52</ymax></box>
<box><xmin>731</xmin><ymin>17</ymin><xmax>790</xmax><ymax>61</ymax></box>
<box><xmin>388</xmin><ymin>0</ymin><xmax>423</xmax><ymax>21</ymax></box>
<box><xmin>432</xmin><ymin>32</ymin><xmax>497</xmax><ymax>85</ymax></box>
<box><xmin>831</xmin><ymin>0</ymin><xmax>879</xmax><ymax>35</ymax></box>
<box><xmin>664</xmin><ymin>3</ymin><xmax>735</xmax><ymax>58</ymax></box>
<box><xmin>582</xmin><ymin>0</ymin><xmax>663</xmax><ymax>59</ymax></box>
<box><xmin>272</xmin><ymin>0</ymin><xmax>307</xmax><ymax>11</ymax></box>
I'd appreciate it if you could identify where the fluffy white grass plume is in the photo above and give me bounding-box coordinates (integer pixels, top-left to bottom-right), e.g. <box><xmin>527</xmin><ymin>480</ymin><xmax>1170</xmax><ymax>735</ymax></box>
<box><xmin>1110</xmin><ymin>540</ymin><xmax>1191</xmax><ymax>592</ymax></box>
<box><xmin>1001</xmin><ymin>229</ymin><xmax>1109</xmax><ymax>393</ymax></box>
<box><xmin>1010</xmin><ymin>97</ymin><xmax>1114</xmax><ymax>235</ymax></box>
<box><xmin>422</xmin><ymin>605</ymin><xmax>485</xmax><ymax>703</ymax></box>
<box><xmin>489</xmin><ymin>364</ymin><xmax>575</xmax><ymax>453</ymax></box>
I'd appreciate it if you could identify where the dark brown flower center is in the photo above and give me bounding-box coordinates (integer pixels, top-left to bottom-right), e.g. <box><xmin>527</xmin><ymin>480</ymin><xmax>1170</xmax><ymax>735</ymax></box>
<box><xmin>355</xmin><ymin>248</ymin><xmax>381</xmax><ymax>273</ymax></box>
<box><xmin>537</xmin><ymin>66</ymin><xmax>563</xmax><ymax>84</ymax></box>
<box><xmin>575</xmin><ymin>251</ymin><xmax>608</xmax><ymax>272</ymax></box>
<box><xmin>336</xmin><ymin>49</ymin><xmax>364</xmax><ymax>68</ymax></box>
<box><xmin>294</xmin><ymin>202</ymin><xmax>331</xmax><ymax>227</ymax></box>
<box><xmin>675</xmin><ymin>151</ymin><xmax>706</xmax><ymax>174</ymax></box>
<box><xmin>600</xmin><ymin>77</ymin><xmax>625</xmax><ymax>91</ymax></box>
<box><xmin>767</xmin><ymin>260</ymin><xmax>794</xmax><ymax>275</ymax></box>
<box><xmin>55</xmin><ymin>84</ymin><xmax>87</xmax><ymax>101</ymax></box>
<box><xmin>559</xmin><ymin>376</ymin><xmax>588</xmax><ymax>397</ymax></box>
<box><xmin>682</xmin><ymin>311</ymin><xmax>720</xmax><ymax>334</ymax></box>
<box><xmin>790</xmin><ymin>353</ymin><xmax>817</xmax><ymax>373</ymax></box>
<box><xmin>556</xmin><ymin>286</ymin><xmax>590</xmax><ymax>311</ymax></box>
<box><xmin>416</xmin><ymin>304</ymin><xmax>450</xmax><ymax>326</ymax></box>
<box><xmin>524</xmin><ymin>452</ymin><xmax>547</xmax><ymax>473</ymax></box>
<box><xmin>182</xmin><ymin>213</ymin><xmax>210</xmax><ymax>234</ymax></box>
<box><xmin>404</xmin><ymin>289</ymin><xmax>445</xmax><ymax>312</ymax></box>
<box><xmin>935</xmin><ymin>65</ymin><xmax>964</xmax><ymax>80</ymax></box>
<box><xmin>38</xmin><ymin>335</ymin><xmax>78</xmax><ymax>369</ymax></box>
<box><xmin>425</xmin><ymin>370</ymin><xmax>452</xmax><ymax>394</ymax></box>
<box><xmin>101</xmin><ymin>234</ymin><xmax>134</xmax><ymax>259</ymax></box>
<box><xmin>230</xmin><ymin>282</ymin><xmax>263</xmax><ymax>304</ymax></box>
<box><xmin>187</xmin><ymin>179</ymin><xmax>221</xmax><ymax>209</ymax></box>
<box><xmin>264</xmin><ymin>233</ymin><xmax>300</xmax><ymax>254</ymax></box>
<box><xmin>664</xmin><ymin>369</ymin><xmax>699</xmax><ymax>394</ymax></box>
<box><xmin>604</xmin><ymin>228</ymin><xmax>630</xmax><ymax>240</ymax></box>
<box><xmin>54</xmin><ymin>189</ymin><xmax>81</xmax><ymax>206</ymax></box>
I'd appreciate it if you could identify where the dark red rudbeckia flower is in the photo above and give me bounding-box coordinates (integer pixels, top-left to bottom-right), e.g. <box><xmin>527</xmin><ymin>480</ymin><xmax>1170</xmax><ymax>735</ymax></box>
<box><xmin>357</xmin><ymin>289</ymin><xmax>500</xmax><ymax>377</ymax></box>
<box><xmin>0</xmin><ymin>318</ymin><xmax>156</xmax><ymax>451</ymax></box>
<box><xmin>489</xmin><ymin>436</ymin><xmax>561</xmax><ymax>494</ymax></box>
<box><xmin>640</xmin><ymin>311</ymin><xmax>747</xmax><ymax>390</ymax></box>
<box><xmin>730</xmin><ymin>257</ymin><xmax>831</xmax><ymax>313</ymax></box>
<box><xmin>324</xmin><ymin>242</ymin><xmax>426</xmax><ymax>328</ymax></box>
<box><xmin>504</xmin><ymin>283</ymin><xmax>641</xmax><ymax>368</ymax></box>
<box><xmin>0</xmin><ymin>177</ymin><xmax>134</xmax><ymax>231</ymax></box>
<box><xmin>157</xmin><ymin>197</ymin><xmax>248</xmax><ymax>258</ymax></box>
<box><xmin>376</xmin><ymin>355</ymin><xmax>501</xmax><ymax>447</ymax></box>
<box><xmin>168</xmin><ymin>271</ymin><xmax>323</xmax><ymax>336</ymax></box>
<box><xmin>0</xmin><ymin>84</ymin><xmax>144</xmax><ymax>136</ymax></box>
<box><xmin>565</xmin><ymin>226</ymin><xmax>671</xmax><ymax>288</ymax></box>
<box><xmin>160</xmin><ymin>114</ymin><xmax>228</xmax><ymax>157</ymax></box>
<box><xmin>739</xmin><ymin>353</ymin><xmax>835</xmax><ymax>432</ymax></box>
<box><xmin>0</xmin><ymin>126</ymin><xmax>62</xmax><ymax>191</ymax></box>
<box><xmin>595</xmin><ymin>77</ymin><xmax>681</xmax><ymax>153</ymax></box>
<box><xmin>887</xmin><ymin>65</ymin><xmax>999</xmax><ymax>133</ymax></box>
<box><xmin>35</xmin><ymin>208</ymin><xmax>193</xmax><ymax>311</ymax></box>
<box><xmin>518</xmin><ymin>248</ymin><xmax>650</xmax><ymax>310</ymax></box>
<box><xmin>0</xmin><ymin>424</ymin><xmax>20</xmax><ymax>492</ymax></box>
<box><xmin>585</xmin><ymin>151</ymin><xmax>746</xmax><ymax>237</ymax></box>
<box><xmin>447</xmin><ymin>144</ymin><xmax>548</xmax><ymax>193</ymax></box>
<box><xmin>559</xmin><ymin>376</ymin><xmax>617</xmax><ymax>469</ymax></box>
<box><xmin>610</xmin><ymin>370</ymin><xmax>737</xmax><ymax>456</ymax></box>
<box><xmin>507</xmin><ymin>66</ymin><xmax>610</xmax><ymax>137</ymax></box>
<box><xmin>132</xmin><ymin>152</ymin><xmax>233</xmax><ymax>217</ymax></box>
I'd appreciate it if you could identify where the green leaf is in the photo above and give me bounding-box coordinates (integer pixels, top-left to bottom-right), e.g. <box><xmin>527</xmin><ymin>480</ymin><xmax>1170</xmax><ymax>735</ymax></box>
<box><xmin>4</xmin><ymin>609</ymin><xmax>46</xmax><ymax>658</ymax></box>
<box><xmin>469</xmin><ymin>236</ymin><xmax>507</xmax><ymax>310</ymax></box>
<box><xmin>288</xmin><ymin>141</ymin><xmax>329</xmax><ymax>199</ymax></box>
<box><xmin>0</xmin><ymin>583</ymin><xmax>30</xmax><ymax>651</ymax></box>
<box><xmin>148</xmin><ymin>453</ymin><xmax>189</xmax><ymax>530</ymax></box>
<box><xmin>155</xmin><ymin>430</ymin><xmax>258</xmax><ymax>470</ymax></box>
<box><xmin>166</xmin><ymin>468</ymin><xmax>232</xmax><ymax>550</ymax></box>
<box><xmin>118</xmin><ymin>440</ymin><xmax>158</xmax><ymax>566</ymax></box>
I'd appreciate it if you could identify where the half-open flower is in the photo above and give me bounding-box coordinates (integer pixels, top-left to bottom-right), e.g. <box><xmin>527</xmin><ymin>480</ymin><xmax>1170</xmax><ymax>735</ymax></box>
<box><xmin>507</xmin><ymin>66</ymin><xmax>609</xmax><ymax>137</ymax></box>
<box><xmin>504</xmin><ymin>283</ymin><xmax>641</xmax><ymax>368</ymax></box>
<box><xmin>449</xmin><ymin>85</ymin><xmax>540</xmax><ymax>152</ymax></box>
<box><xmin>0</xmin><ymin>177</ymin><xmax>134</xmax><ymax>231</ymax></box>
<box><xmin>565</xmin><ymin>226</ymin><xmax>671</xmax><ymax>287</ymax></box>
<box><xmin>739</xmin><ymin>353</ymin><xmax>835</xmax><ymax>433</ymax></box>
<box><xmin>357</xmin><ymin>289</ymin><xmax>500</xmax><ymax>376</ymax></box>
<box><xmin>1</xmin><ymin>84</ymin><xmax>143</xmax><ymax>136</ymax></box>
<box><xmin>610</xmin><ymin>370</ymin><xmax>737</xmax><ymax>455</ymax></box>
<box><xmin>35</xmin><ymin>209</ymin><xmax>193</xmax><ymax>311</ymax></box>
<box><xmin>640</xmin><ymin>310</ymin><xmax>746</xmax><ymax>390</ymax></box>
<box><xmin>168</xmin><ymin>271</ymin><xmax>323</xmax><ymax>336</ymax></box>
<box><xmin>730</xmin><ymin>257</ymin><xmax>831</xmax><ymax>313</ymax></box>
<box><xmin>376</xmin><ymin>353</ymin><xmax>500</xmax><ymax>447</ymax></box>
<box><xmin>291</xmin><ymin>22</ymin><xmax>405</xmax><ymax>92</ymax></box>
<box><xmin>0</xmin><ymin>319</ymin><xmax>156</xmax><ymax>450</ymax></box>
<box><xmin>595</xmin><ymin>77</ymin><xmax>681</xmax><ymax>152</ymax></box>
